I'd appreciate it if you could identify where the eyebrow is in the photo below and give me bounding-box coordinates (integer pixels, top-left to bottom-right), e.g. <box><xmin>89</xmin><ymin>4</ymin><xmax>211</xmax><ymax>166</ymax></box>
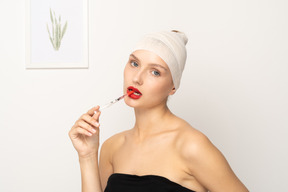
<box><xmin>129</xmin><ymin>54</ymin><xmax>168</xmax><ymax>71</ymax></box>
<box><xmin>130</xmin><ymin>54</ymin><xmax>139</xmax><ymax>61</ymax></box>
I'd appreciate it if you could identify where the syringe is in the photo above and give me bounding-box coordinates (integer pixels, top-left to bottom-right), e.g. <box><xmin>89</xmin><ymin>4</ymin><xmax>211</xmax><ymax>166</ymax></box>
<box><xmin>96</xmin><ymin>90</ymin><xmax>134</xmax><ymax>112</ymax></box>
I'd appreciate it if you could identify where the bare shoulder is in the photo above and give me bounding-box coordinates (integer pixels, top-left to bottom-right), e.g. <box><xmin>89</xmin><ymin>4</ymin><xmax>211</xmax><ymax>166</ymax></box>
<box><xmin>173</xmin><ymin>117</ymin><xmax>212</xmax><ymax>155</ymax></box>
<box><xmin>176</xmin><ymin>123</ymin><xmax>220</xmax><ymax>167</ymax></box>
<box><xmin>172</xmin><ymin>118</ymin><xmax>212</xmax><ymax>152</ymax></box>
<box><xmin>174</xmin><ymin>118</ymin><xmax>249</xmax><ymax>192</ymax></box>
<box><xmin>174</xmin><ymin>118</ymin><xmax>224</xmax><ymax>168</ymax></box>
<box><xmin>100</xmin><ymin>130</ymin><xmax>130</xmax><ymax>155</ymax></box>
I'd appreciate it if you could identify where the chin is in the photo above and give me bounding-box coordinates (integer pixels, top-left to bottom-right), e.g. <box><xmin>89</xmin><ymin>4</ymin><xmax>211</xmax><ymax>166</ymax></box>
<box><xmin>124</xmin><ymin>97</ymin><xmax>147</xmax><ymax>109</ymax></box>
<box><xmin>124</xmin><ymin>97</ymin><xmax>136</xmax><ymax>108</ymax></box>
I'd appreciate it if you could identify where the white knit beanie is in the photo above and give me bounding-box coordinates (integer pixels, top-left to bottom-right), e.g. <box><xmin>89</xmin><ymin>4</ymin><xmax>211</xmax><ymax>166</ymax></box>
<box><xmin>132</xmin><ymin>30</ymin><xmax>188</xmax><ymax>90</ymax></box>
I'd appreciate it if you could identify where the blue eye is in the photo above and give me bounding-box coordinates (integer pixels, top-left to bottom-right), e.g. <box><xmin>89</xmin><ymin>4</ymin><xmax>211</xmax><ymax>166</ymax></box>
<box><xmin>152</xmin><ymin>70</ymin><xmax>160</xmax><ymax>76</ymax></box>
<box><xmin>131</xmin><ymin>61</ymin><xmax>138</xmax><ymax>67</ymax></box>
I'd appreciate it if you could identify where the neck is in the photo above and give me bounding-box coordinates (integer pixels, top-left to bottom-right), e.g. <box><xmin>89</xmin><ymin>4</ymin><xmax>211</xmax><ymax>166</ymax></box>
<box><xmin>133</xmin><ymin>104</ymin><xmax>173</xmax><ymax>140</ymax></box>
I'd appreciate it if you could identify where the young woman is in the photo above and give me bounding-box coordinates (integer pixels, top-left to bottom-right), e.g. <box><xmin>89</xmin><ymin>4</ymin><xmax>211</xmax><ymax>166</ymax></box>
<box><xmin>69</xmin><ymin>31</ymin><xmax>249</xmax><ymax>192</ymax></box>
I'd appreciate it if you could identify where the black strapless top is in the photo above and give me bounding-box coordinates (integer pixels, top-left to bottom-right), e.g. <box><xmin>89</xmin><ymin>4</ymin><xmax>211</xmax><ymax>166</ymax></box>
<box><xmin>104</xmin><ymin>173</ymin><xmax>196</xmax><ymax>192</ymax></box>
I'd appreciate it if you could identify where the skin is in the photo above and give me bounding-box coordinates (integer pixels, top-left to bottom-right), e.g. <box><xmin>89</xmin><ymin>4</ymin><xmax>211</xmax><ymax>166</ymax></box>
<box><xmin>69</xmin><ymin>50</ymin><xmax>249</xmax><ymax>192</ymax></box>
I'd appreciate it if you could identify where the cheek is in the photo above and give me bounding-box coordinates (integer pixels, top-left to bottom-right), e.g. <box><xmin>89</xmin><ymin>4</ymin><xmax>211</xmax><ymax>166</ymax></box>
<box><xmin>149</xmin><ymin>80</ymin><xmax>173</xmax><ymax>97</ymax></box>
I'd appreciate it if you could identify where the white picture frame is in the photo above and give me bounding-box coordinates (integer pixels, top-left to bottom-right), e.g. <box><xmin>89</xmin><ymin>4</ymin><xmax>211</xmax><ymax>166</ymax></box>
<box><xmin>25</xmin><ymin>0</ymin><xmax>89</xmax><ymax>69</ymax></box>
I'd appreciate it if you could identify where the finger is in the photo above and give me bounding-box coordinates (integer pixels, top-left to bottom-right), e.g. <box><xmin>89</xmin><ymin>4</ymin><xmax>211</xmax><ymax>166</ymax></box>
<box><xmin>77</xmin><ymin>120</ymin><xmax>97</xmax><ymax>134</ymax></box>
<box><xmin>87</xmin><ymin>106</ymin><xmax>100</xmax><ymax>116</ymax></box>
<box><xmin>92</xmin><ymin>110</ymin><xmax>101</xmax><ymax>122</ymax></box>
<box><xmin>81</xmin><ymin>113</ymin><xmax>100</xmax><ymax>128</ymax></box>
<box><xmin>69</xmin><ymin>127</ymin><xmax>92</xmax><ymax>138</ymax></box>
<box><xmin>75</xmin><ymin>127</ymin><xmax>93</xmax><ymax>137</ymax></box>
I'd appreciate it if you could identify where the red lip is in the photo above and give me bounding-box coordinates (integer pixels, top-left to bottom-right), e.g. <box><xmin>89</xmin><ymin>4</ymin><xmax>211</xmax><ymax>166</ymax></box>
<box><xmin>127</xmin><ymin>86</ymin><xmax>142</xmax><ymax>99</ymax></box>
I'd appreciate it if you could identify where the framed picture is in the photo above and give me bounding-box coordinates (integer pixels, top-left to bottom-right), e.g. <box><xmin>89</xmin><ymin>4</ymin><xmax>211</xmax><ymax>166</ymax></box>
<box><xmin>25</xmin><ymin>0</ymin><xmax>89</xmax><ymax>69</ymax></box>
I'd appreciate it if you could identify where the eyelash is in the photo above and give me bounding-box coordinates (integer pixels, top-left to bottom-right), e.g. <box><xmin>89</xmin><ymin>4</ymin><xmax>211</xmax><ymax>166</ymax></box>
<box><xmin>151</xmin><ymin>70</ymin><xmax>161</xmax><ymax>76</ymax></box>
<box><xmin>130</xmin><ymin>60</ymin><xmax>161</xmax><ymax>76</ymax></box>
<box><xmin>130</xmin><ymin>61</ymin><xmax>138</xmax><ymax>67</ymax></box>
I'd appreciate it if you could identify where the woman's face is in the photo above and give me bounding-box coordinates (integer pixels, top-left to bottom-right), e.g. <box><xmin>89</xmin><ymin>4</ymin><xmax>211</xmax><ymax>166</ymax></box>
<box><xmin>123</xmin><ymin>50</ymin><xmax>175</xmax><ymax>109</ymax></box>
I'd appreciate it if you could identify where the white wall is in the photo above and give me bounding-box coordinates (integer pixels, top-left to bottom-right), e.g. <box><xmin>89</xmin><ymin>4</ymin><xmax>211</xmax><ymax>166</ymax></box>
<box><xmin>0</xmin><ymin>0</ymin><xmax>287</xmax><ymax>191</ymax></box>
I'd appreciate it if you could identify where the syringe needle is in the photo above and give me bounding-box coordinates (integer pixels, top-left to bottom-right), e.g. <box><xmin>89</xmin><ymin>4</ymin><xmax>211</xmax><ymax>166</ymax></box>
<box><xmin>96</xmin><ymin>90</ymin><xmax>134</xmax><ymax>112</ymax></box>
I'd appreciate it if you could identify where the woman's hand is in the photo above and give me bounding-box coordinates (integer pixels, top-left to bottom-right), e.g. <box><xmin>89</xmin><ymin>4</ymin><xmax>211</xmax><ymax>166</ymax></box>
<box><xmin>69</xmin><ymin>106</ymin><xmax>101</xmax><ymax>158</ymax></box>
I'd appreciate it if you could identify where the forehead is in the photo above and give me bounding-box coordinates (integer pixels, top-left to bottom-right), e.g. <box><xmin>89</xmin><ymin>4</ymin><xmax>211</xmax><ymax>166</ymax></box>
<box><xmin>130</xmin><ymin>50</ymin><xmax>169</xmax><ymax>70</ymax></box>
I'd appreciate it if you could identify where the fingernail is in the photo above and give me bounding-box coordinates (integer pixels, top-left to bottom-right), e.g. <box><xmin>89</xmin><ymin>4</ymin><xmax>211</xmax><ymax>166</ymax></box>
<box><xmin>91</xmin><ymin>129</ymin><xmax>96</xmax><ymax>133</ymax></box>
<box><xmin>95</xmin><ymin>122</ymin><xmax>99</xmax><ymax>126</ymax></box>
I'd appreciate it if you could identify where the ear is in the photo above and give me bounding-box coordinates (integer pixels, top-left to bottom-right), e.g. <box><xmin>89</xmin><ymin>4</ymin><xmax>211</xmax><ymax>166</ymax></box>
<box><xmin>169</xmin><ymin>87</ymin><xmax>176</xmax><ymax>95</ymax></box>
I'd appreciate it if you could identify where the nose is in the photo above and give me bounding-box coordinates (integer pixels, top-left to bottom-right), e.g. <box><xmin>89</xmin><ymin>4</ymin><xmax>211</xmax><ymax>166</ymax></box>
<box><xmin>132</xmin><ymin>69</ymin><xmax>144</xmax><ymax>85</ymax></box>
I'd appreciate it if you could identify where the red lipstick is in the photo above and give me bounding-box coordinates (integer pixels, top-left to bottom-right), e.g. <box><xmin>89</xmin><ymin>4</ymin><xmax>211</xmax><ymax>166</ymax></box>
<box><xmin>127</xmin><ymin>86</ymin><xmax>142</xmax><ymax>99</ymax></box>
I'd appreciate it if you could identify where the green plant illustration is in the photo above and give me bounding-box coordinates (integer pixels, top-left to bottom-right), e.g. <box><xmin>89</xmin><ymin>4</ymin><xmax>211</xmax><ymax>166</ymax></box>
<box><xmin>46</xmin><ymin>8</ymin><xmax>68</xmax><ymax>51</ymax></box>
